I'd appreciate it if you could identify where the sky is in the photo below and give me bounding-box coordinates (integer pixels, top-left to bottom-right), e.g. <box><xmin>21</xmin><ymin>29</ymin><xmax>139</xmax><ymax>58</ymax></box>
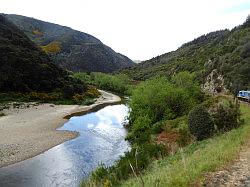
<box><xmin>0</xmin><ymin>0</ymin><xmax>250</xmax><ymax>61</ymax></box>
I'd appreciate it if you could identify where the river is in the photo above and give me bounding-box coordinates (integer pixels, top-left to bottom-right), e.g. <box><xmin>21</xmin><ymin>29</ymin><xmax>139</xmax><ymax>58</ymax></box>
<box><xmin>0</xmin><ymin>104</ymin><xmax>130</xmax><ymax>187</ymax></box>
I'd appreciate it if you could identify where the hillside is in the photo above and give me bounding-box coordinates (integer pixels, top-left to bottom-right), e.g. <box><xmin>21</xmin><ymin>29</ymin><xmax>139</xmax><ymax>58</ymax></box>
<box><xmin>0</xmin><ymin>14</ymin><xmax>85</xmax><ymax>94</ymax></box>
<box><xmin>4</xmin><ymin>14</ymin><xmax>134</xmax><ymax>73</ymax></box>
<box><xmin>123</xmin><ymin>16</ymin><xmax>250</xmax><ymax>94</ymax></box>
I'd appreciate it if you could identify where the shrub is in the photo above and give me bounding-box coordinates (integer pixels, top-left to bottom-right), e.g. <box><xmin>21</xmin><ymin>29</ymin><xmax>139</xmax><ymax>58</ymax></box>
<box><xmin>32</xmin><ymin>30</ymin><xmax>43</xmax><ymax>36</ymax></box>
<box><xmin>129</xmin><ymin>76</ymin><xmax>200</xmax><ymax>128</ymax></box>
<box><xmin>90</xmin><ymin>164</ymin><xmax>109</xmax><ymax>185</ymax></box>
<box><xmin>72</xmin><ymin>93</ymin><xmax>85</xmax><ymax>102</ymax></box>
<box><xmin>157</xmin><ymin>116</ymin><xmax>192</xmax><ymax>150</ymax></box>
<box><xmin>212</xmin><ymin>100</ymin><xmax>242</xmax><ymax>132</ymax></box>
<box><xmin>126</xmin><ymin>115</ymin><xmax>152</xmax><ymax>144</ymax></box>
<box><xmin>188</xmin><ymin>105</ymin><xmax>215</xmax><ymax>140</ymax></box>
<box><xmin>151</xmin><ymin>121</ymin><xmax>165</xmax><ymax>134</ymax></box>
<box><xmin>176</xmin><ymin>121</ymin><xmax>192</xmax><ymax>146</ymax></box>
<box><xmin>240</xmin><ymin>41</ymin><xmax>250</xmax><ymax>58</ymax></box>
<box><xmin>41</xmin><ymin>41</ymin><xmax>61</xmax><ymax>54</ymax></box>
<box><xmin>26</xmin><ymin>92</ymin><xmax>59</xmax><ymax>102</ymax></box>
<box><xmin>85</xmin><ymin>143</ymin><xmax>166</xmax><ymax>186</ymax></box>
<box><xmin>85</xmin><ymin>86</ymin><xmax>101</xmax><ymax>98</ymax></box>
<box><xmin>63</xmin><ymin>85</ymin><xmax>77</xmax><ymax>99</ymax></box>
<box><xmin>73</xmin><ymin>72</ymin><xmax>132</xmax><ymax>95</ymax></box>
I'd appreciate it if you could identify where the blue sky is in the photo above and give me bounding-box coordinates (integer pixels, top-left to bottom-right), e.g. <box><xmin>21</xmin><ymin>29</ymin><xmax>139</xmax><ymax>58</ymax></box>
<box><xmin>225</xmin><ymin>1</ymin><xmax>250</xmax><ymax>14</ymax></box>
<box><xmin>0</xmin><ymin>0</ymin><xmax>250</xmax><ymax>60</ymax></box>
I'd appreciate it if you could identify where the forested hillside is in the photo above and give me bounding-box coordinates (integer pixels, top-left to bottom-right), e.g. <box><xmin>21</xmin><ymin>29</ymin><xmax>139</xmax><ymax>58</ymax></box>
<box><xmin>0</xmin><ymin>14</ymin><xmax>85</xmax><ymax>96</ymax></box>
<box><xmin>5</xmin><ymin>14</ymin><xmax>134</xmax><ymax>73</ymax></box>
<box><xmin>123</xmin><ymin>16</ymin><xmax>250</xmax><ymax>94</ymax></box>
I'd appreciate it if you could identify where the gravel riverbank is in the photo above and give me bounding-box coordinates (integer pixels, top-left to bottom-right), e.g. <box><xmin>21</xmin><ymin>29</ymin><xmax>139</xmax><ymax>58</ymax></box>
<box><xmin>0</xmin><ymin>90</ymin><xmax>121</xmax><ymax>168</ymax></box>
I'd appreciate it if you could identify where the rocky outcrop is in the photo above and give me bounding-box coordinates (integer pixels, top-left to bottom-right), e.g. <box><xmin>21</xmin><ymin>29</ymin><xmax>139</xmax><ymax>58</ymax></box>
<box><xmin>202</xmin><ymin>69</ymin><xmax>228</xmax><ymax>94</ymax></box>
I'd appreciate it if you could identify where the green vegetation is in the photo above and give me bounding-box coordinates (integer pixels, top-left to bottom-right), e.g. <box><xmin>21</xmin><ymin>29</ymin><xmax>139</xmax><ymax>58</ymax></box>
<box><xmin>0</xmin><ymin>15</ymin><xmax>84</xmax><ymax>94</ymax></box>
<box><xmin>0</xmin><ymin>112</ymin><xmax>5</xmax><ymax>117</ymax></box>
<box><xmin>2</xmin><ymin>12</ymin><xmax>250</xmax><ymax>187</ymax></box>
<box><xmin>120</xmin><ymin>104</ymin><xmax>250</xmax><ymax>187</ymax></box>
<box><xmin>211</xmin><ymin>99</ymin><xmax>242</xmax><ymax>132</ymax></box>
<box><xmin>188</xmin><ymin>105</ymin><xmax>214</xmax><ymax>140</ymax></box>
<box><xmin>122</xmin><ymin>17</ymin><xmax>250</xmax><ymax>94</ymax></box>
<box><xmin>74</xmin><ymin>72</ymin><xmax>133</xmax><ymax>95</ymax></box>
<box><xmin>0</xmin><ymin>15</ymin><xmax>100</xmax><ymax>104</ymax></box>
<box><xmin>83</xmin><ymin>74</ymin><xmax>245</xmax><ymax>186</ymax></box>
<box><xmin>0</xmin><ymin>86</ymin><xmax>100</xmax><ymax>106</ymax></box>
<box><xmin>82</xmin><ymin>72</ymin><xmax>204</xmax><ymax>186</ymax></box>
<box><xmin>127</xmin><ymin>73</ymin><xmax>202</xmax><ymax>144</ymax></box>
<box><xmin>187</xmin><ymin>96</ymin><xmax>242</xmax><ymax>141</ymax></box>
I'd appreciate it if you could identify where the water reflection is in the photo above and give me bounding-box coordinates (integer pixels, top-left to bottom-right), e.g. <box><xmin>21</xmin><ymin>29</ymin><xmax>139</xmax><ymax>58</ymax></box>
<box><xmin>0</xmin><ymin>104</ymin><xmax>130</xmax><ymax>187</ymax></box>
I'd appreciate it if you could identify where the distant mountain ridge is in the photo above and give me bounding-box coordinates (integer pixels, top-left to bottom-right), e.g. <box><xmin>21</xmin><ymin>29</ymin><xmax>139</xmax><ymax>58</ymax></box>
<box><xmin>5</xmin><ymin>14</ymin><xmax>134</xmax><ymax>73</ymax></box>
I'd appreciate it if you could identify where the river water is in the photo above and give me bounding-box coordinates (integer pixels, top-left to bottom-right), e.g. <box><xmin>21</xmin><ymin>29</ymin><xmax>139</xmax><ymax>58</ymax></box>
<box><xmin>0</xmin><ymin>104</ymin><xmax>130</xmax><ymax>187</ymax></box>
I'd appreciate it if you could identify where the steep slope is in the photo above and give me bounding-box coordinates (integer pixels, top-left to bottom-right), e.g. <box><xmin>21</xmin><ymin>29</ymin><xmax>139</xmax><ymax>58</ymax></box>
<box><xmin>123</xmin><ymin>17</ymin><xmax>250</xmax><ymax>94</ymax></box>
<box><xmin>0</xmin><ymin>15</ymin><xmax>85</xmax><ymax>93</ymax></box>
<box><xmin>5</xmin><ymin>14</ymin><xmax>134</xmax><ymax>73</ymax></box>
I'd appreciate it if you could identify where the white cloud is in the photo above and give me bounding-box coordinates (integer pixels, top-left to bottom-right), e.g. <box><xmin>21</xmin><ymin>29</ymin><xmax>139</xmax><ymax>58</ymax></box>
<box><xmin>0</xmin><ymin>0</ymin><xmax>249</xmax><ymax>60</ymax></box>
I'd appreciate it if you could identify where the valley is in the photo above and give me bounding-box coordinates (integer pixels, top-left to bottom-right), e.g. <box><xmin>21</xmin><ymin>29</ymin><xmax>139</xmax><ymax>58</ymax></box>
<box><xmin>0</xmin><ymin>6</ymin><xmax>250</xmax><ymax>187</ymax></box>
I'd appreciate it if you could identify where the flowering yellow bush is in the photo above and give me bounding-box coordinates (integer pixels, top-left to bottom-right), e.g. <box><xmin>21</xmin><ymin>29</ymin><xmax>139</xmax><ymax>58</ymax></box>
<box><xmin>85</xmin><ymin>86</ymin><xmax>101</xmax><ymax>98</ymax></box>
<box><xmin>41</xmin><ymin>41</ymin><xmax>61</xmax><ymax>54</ymax></box>
<box><xmin>32</xmin><ymin>30</ymin><xmax>43</xmax><ymax>36</ymax></box>
<box><xmin>72</xmin><ymin>94</ymin><xmax>85</xmax><ymax>102</ymax></box>
<box><xmin>26</xmin><ymin>92</ymin><xmax>60</xmax><ymax>101</ymax></box>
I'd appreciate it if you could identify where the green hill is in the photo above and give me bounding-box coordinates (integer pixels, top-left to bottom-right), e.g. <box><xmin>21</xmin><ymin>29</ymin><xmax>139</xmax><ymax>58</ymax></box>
<box><xmin>0</xmin><ymin>14</ymin><xmax>85</xmax><ymax>94</ymax></box>
<box><xmin>5</xmin><ymin>14</ymin><xmax>134</xmax><ymax>73</ymax></box>
<box><xmin>123</xmin><ymin>16</ymin><xmax>250</xmax><ymax>94</ymax></box>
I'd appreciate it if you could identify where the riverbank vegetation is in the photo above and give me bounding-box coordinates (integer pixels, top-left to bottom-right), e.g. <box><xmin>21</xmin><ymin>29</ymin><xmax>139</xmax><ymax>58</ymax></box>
<box><xmin>73</xmin><ymin>72</ymin><xmax>133</xmax><ymax>95</ymax></box>
<box><xmin>119</xmin><ymin>104</ymin><xmax>250</xmax><ymax>186</ymax></box>
<box><xmin>80</xmin><ymin>18</ymin><xmax>250</xmax><ymax>186</ymax></box>
<box><xmin>82</xmin><ymin>71</ymin><xmax>245</xmax><ymax>186</ymax></box>
<box><xmin>0</xmin><ymin>85</ymin><xmax>100</xmax><ymax>113</ymax></box>
<box><xmin>79</xmin><ymin>16</ymin><xmax>250</xmax><ymax>186</ymax></box>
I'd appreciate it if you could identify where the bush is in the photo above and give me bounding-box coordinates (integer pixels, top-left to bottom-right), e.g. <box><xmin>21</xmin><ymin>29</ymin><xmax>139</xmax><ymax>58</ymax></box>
<box><xmin>126</xmin><ymin>114</ymin><xmax>152</xmax><ymax>144</ymax></box>
<box><xmin>83</xmin><ymin>73</ymin><xmax>202</xmax><ymax>186</ymax></box>
<box><xmin>188</xmin><ymin>105</ymin><xmax>215</xmax><ymax>140</ymax></box>
<box><xmin>129</xmin><ymin>76</ymin><xmax>200</xmax><ymax>129</ymax></box>
<box><xmin>73</xmin><ymin>72</ymin><xmax>132</xmax><ymax>95</ymax></box>
<box><xmin>212</xmin><ymin>100</ymin><xmax>242</xmax><ymax>132</ymax></box>
<box><xmin>85</xmin><ymin>86</ymin><xmax>101</xmax><ymax>98</ymax></box>
<box><xmin>41</xmin><ymin>41</ymin><xmax>61</xmax><ymax>54</ymax></box>
<box><xmin>72</xmin><ymin>93</ymin><xmax>85</xmax><ymax>102</ymax></box>
<box><xmin>90</xmin><ymin>164</ymin><xmax>110</xmax><ymax>185</ymax></box>
<box><xmin>166</xmin><ymin>116</ymin><xmax>192</xmax><ymax>146</ymax></box>
<box><xmin>151</xmin><ymin>121</ymin><xmax>165</xmax><ymax>134</ymax></box>
<box><xmin>26</xmin><ymin>92</ymin><xmax>60</xmax><ymax>102</ymax></box>
<box><xmin>240</xmin><ymin>41</ymin><xmax>250</xmax><ymax>58</ymax></box>
<box><xmin>84</xmin><ymin>143</ymin><xmax>166</xmax><ymax>186</ymax></box>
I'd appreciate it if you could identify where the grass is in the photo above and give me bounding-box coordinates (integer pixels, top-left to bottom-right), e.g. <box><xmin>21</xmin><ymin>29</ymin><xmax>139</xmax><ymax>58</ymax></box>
<box><xmin>0</xmin><ymin>112</ymin><xmax>5</xmax><ymax>117</ymax></box>
<box><xmin>119</xmin><ymin>104</ymin><xmax>250</xmax><ymax>187</ymax></box>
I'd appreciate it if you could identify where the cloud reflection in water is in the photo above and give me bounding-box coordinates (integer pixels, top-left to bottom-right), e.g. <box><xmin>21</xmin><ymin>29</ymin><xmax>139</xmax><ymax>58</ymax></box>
<box><xmin>0</xmin><ymin>104</ymin><xmax>130</xmax><ymax>187</ymax></box>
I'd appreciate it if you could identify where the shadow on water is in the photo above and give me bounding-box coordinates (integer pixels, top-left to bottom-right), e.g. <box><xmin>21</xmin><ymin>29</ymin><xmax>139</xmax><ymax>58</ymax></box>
<box><xmin>0</xmin><ymin>104</ymin><xmax>130</xmax><ymax>187</ymax></box>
